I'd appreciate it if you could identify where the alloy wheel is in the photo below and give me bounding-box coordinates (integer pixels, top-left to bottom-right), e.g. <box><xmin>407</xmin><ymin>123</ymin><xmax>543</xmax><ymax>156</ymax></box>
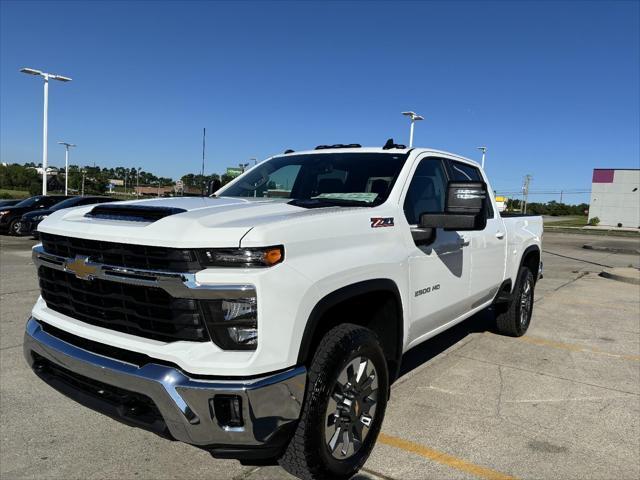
<box><xmin>324</xmin><ymin>356</ymin><xmax>379</xmax><ymax>459</ymax></box>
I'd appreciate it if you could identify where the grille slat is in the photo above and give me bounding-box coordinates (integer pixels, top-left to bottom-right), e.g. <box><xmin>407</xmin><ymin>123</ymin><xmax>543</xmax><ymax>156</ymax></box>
<box><xmin>40</xmin><ymin>233</ymin><xmax>201</xmax><ymax>272</ymax></box>
<box><xmin>39</xmin><ymin>266</ymin><xmax>209</xmax><ymax>342</ymax></box>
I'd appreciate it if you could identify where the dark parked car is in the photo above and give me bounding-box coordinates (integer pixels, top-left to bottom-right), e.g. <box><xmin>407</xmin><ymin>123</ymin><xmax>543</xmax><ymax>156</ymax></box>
<box><xmin>0</xmin><ymin>199</ymin><xmax>22</xmax><ymax>208</ymax></box>
<box><xmin>0</xmin><ymin>195</ymin><xmax>71</xmax><ymax>235</ymax></box>
<box><xmin>19</xmin><ymin>196</ymin><xmax>116</xmax><ymax>237</ymax></box>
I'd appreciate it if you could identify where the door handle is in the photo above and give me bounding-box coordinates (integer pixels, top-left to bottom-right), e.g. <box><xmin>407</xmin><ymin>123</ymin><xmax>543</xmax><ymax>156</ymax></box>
<box><xmin>495</xmin><ymin>231</ymin><xmax>505</xmax><ymax>239</ymax></box>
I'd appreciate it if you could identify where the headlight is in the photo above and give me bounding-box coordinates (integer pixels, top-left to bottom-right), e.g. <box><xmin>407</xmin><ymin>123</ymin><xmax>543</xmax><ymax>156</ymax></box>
<box><xmin>33</xmin><ymin>215</ymin><xmax>48</xmax><ymax>221</ymax></box>
<box><xmin>201</xmin><ymin>298</ymin><xmax>258</xmax><ymax>350</ymax></box>
<box><xmin>197</xmin><ymin>246</ymin><xmax>283</xmax><ymax>268</ymax></box>
<box><xmin>0</xmin><ymin>210</ymin><xmax>9</xmax><ymax>217</ymax></box>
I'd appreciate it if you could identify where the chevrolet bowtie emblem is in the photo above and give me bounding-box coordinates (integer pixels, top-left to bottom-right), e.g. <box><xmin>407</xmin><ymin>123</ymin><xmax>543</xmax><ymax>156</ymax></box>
<box><xmin>64</xmin><ymin>255</ymin><xmax>98</xmax><ymax>280</ymax></box>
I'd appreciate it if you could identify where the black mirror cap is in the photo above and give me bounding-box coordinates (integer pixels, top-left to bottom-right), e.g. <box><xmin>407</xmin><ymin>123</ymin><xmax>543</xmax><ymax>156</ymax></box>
<box><xmin>446</xmin><ymin>181</ymin><xmax>487</xmax><ymax>215</ymax></box>
<box><xmin>420</xmin><ymin>213</ymin><xmax>486</xmax><ymax>231</ymax></box>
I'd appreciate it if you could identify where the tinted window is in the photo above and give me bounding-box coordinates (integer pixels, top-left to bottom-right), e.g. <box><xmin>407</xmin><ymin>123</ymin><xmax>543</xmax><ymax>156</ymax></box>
<box><xmin>450</xmin><ymin>161</ymin><xmax>481</xmax><ymax>181</ymax></box>
<box><xmin>220</xmin><ymin>153</ymin><xmax>408</xmax><ymax>206</ymax></box>
<box><xmin>449</xmin><ymin>161</ymin><xmax>494</xmax><ymax>218</ymax></box>
<box><xmin>403</xmin><ymin>158</ymin><xmax>448</xmax><ymax>225</ymax></box>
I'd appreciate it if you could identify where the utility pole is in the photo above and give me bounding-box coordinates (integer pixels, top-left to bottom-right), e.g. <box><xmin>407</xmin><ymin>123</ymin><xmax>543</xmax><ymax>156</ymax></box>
<box><xmin>58</xmin><ymin>142</ymin><xmax>76</xmax><ymax>195</ymax></box>
<box><xmin>136</xmin><ymin>167</ymin><xmax>141</xmax><ymax>197</ymax></box>
<box><xmin>124</xmin><ymin>171</ymin><xmax>128</xmax><ymax>195</ymax></box>
<box><xmin>20</xmin><ymin>68</ymin><xmax>72</xmax><ymax>195</ymax></box>
<box><xmin>477</xmin><ymin>146</ymin><xmax>487</xmax><ymax>169</ymax></box>
<box><xmin>560</xmin><ymin>190</ymin><xmax>563</xmax><ymax>203</ymax></box>
<box><xmin>522</xmin><ymin>174</ymin><xmax>532</xmax><ymax>214</ymax></box>
<box><xmin>81</xmin><ymin>170</ymin><xmax>86</xmax><ymax>196</ymax></box>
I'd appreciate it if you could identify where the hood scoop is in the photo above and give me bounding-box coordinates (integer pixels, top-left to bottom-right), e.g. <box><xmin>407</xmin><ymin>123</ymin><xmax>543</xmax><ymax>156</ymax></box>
<box><xmin>85</xmin><ymin>204</ymin><xmax>187</xmax><ymax>222</ymax></box>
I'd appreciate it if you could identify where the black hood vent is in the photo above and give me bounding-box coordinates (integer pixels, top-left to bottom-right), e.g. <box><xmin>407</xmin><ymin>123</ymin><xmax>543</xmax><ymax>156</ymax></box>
<box><xmin>85</xmin><ymin>204</ymin><xmax>187</xmax><ymax>222</ymax></box>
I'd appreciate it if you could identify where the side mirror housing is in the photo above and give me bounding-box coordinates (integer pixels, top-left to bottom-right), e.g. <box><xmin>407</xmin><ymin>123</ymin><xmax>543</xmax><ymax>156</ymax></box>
<box><xmin>419</xmin><ymin>181</ymin><xmax>487</xmax><ymax>231</ymax></box>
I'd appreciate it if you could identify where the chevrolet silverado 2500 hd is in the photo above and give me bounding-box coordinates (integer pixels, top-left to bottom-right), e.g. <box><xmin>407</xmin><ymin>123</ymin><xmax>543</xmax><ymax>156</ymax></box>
<box><xmin>24</xmin><ymin>145</ymin><xmax>542</xmax><ymax>480</ymax></box>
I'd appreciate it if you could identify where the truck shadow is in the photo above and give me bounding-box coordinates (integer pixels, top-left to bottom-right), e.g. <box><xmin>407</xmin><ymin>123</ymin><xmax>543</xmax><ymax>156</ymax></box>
<box><xmin>398</xmin><ymin>307</ymin><xmax>495</xmax><ymax>380</ymax></box>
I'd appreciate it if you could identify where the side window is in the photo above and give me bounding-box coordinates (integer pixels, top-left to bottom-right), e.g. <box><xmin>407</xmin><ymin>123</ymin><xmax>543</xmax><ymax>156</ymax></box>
<box><xmin>403</xmin><ymin>158</ymin><xmax>448</xmax><ymax>225</ymax></box>
<box><xmin>449</xmin><ymin>160</ymin><xmax>494</xmax><ymax>219</ymax></box>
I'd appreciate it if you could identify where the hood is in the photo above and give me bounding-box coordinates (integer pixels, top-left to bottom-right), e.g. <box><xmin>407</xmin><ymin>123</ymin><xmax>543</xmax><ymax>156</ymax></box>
<box><xmin>22</xmin><ymin>209</ymin><xmax>55</xmax><ymax>220</ymax></box>
<box><xmin>37</xmin><ymin>196</ymin><xmax>360</xmax><ymax>248</ymax></box>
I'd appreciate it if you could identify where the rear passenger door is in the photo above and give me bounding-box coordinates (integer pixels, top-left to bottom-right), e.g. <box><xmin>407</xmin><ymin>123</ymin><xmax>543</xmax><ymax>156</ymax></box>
<box><xmin>402</xmin><ymin>156</ymin><xmax>472</xmax><ymax>345</ymax></box>
<box><xmin>447</xmin><ymin>160</ymin><xmax>506</xmax><ymax>308</ymax></box>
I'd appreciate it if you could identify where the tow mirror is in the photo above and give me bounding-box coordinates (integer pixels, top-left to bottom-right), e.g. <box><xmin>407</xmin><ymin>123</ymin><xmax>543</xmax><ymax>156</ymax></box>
<box><xmin>419</xmin><ymin>181</ymin><xmax>487</xmax><ymax>231</ymax></box>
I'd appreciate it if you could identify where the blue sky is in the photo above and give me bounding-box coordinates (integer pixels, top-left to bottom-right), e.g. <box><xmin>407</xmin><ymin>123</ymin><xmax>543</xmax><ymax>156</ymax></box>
<box><xmin>1</xmin><ymin>0</ymin><xmax>638</xmax><ymax>203</ymax></box>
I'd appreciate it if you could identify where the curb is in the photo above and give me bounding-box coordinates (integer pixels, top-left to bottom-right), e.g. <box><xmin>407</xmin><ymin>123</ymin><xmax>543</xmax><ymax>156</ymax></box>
<box><xmin>599</xmin><ymin>271</ymin><xmax>640</xmax><ymax>286</ymax></box>
<box><xmin>583</xmin><ymin>244</ymin><xmax>640</xmax><ymax>255</ymax></box>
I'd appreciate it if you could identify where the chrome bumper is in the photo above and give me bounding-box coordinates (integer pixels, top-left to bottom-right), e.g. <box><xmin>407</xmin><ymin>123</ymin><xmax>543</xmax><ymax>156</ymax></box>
<box><xmin>24</xmin><ymin>318</ymin><xmax>306</xmax><ymax>448</ymax></box>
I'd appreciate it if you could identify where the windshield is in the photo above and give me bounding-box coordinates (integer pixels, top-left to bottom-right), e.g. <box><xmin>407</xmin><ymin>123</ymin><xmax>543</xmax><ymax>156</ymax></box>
<box><xmin>219</xmin><ymin>152</ymin><xmax>408</xmax><ymax>207</ymax></box>
<box><xmin>15</xmin><ymin>196</ymin><xmax>43</xmax><ymax>208</ymax></box>
<box><xmin>51</xmin><ymin>197</ymin><xmax>83</xmax><ymax>211</ymax></box>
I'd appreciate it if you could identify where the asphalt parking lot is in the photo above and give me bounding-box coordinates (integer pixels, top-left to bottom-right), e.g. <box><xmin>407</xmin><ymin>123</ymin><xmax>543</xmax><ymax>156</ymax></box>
<box><xmin>1</xmin><ymin>232</ymin><xmax>639</xmax><ymax>480</ymax></box>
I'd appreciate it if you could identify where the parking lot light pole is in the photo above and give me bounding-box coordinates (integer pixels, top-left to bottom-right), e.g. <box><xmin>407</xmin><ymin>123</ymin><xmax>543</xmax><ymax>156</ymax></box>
<box><xmin>477</xmin><ymin>146</ymin><xmax>487</xmax><ymax>169</ymax></box>
<box><xmin>58</xmin><ymin>142</ymin><xmax>76</xmax><ymax>195</ymax></box>
<box><xmin>20</xmin><ymin>68</ymin><xmax>72</xmax><ymax>196</ymax></box>
<box><xmin>401</xmin><ymin>111</ymin><xmax>424</xmax><ymax>148</ymax></box>
<box><xmin>136</xmin><ymin>168</ymin><xmax>141</xmax><ymax>197</ymax></box>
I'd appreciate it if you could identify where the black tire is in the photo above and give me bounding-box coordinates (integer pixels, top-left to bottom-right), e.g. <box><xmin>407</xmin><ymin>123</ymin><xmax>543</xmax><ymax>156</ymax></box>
<box><xmin>8</xmin><ymin>219</ymin><xmax>21</xmax><ymax>236</ymax></box>
<box><xmin>495</xmin><ymin>266</ymin><xmax>535</xmax><ymax>337</ymax></box>
<box><xmin>279</xmin><ymin>324</ymin><xmax>388</xmax><ymax>480</ymax></box>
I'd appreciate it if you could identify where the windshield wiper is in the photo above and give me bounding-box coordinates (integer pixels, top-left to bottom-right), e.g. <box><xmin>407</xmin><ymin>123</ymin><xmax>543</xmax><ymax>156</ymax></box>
<box><xmin>288</xmin><ymin>198</ymin><xmax>374</xmax><ymax>209</ymax></box>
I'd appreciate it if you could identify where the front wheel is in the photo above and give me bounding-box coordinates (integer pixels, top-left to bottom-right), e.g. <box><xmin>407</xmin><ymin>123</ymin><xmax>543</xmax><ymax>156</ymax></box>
<box><xmin>8</xmin><ymin>219</ymin><xmax>21</xmax><ymax>236</ymax></box>
<box><xmin>279</xmin><ymin>324</ymin><xmax>388</xmax><ymax>480</ymax></box>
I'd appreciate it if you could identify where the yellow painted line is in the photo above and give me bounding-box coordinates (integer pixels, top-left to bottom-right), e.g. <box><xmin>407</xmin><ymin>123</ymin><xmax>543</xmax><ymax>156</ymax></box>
<box><xmin>377</xmin><ymin>432</ymin><xmax>518</xmax><ymax>480</ymax></box>
<box><xmin>518</xmin><ymin>335</ymin><xmax>640</xmax><ymax>361</ymax></box>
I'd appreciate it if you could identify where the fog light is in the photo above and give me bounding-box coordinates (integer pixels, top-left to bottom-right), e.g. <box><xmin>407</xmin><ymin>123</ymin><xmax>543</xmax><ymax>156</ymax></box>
<box><xmin>212</xmin><ymin>395</ymin><xmax>244</xmax><ymax>428</ymax></box>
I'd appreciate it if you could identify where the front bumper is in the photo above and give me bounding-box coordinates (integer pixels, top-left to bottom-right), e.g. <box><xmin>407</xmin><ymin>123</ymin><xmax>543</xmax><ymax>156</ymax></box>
<box><xmin>24</xmin><ymin>317</ymin><xmax>306</xmax><ymax>455</ymax></box>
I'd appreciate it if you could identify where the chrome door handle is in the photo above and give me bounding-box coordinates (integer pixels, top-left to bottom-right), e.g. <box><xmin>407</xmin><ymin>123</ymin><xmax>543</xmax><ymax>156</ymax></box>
<box><xmin>495</xmin><ymin>231</ymin><xmax>505</xmax><ymax>239</ymax></box>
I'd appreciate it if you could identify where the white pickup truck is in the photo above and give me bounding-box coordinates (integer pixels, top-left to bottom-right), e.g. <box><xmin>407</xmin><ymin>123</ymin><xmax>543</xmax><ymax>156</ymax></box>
<box><xmin>24</xmin><ymin>144</ymin><xmax>542</xmax><ymax>480</ymax></box>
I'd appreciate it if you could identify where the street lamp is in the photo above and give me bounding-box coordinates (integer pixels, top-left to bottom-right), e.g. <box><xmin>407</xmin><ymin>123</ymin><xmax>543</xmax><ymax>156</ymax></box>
<box><xmin>250</xmin><ymin>157</ymin><xmax>258</xmax><ymax>166</ymax></box>
<box><xmin>239</xmin><ymin>163</ymin><xmax>249</xmax><ymax>173</ymax></box>
<box><xmin>57</xmin><ymin>142</ymin><xmax>76</xmax><ymax>195</ymax></box>
<box><xmin>401</xmin><ymin>111</ymin><xmax>424</xmax><ymax>148</ymax></box>
<box><xmin>477</xmin><ymin>146</ymin><xmax>487</xmax><ymax>169</ymax></box>
<box><xmin>20</xmin><ymin>67</ymin><xmax>72</xmax><ymax>195</ymax></box>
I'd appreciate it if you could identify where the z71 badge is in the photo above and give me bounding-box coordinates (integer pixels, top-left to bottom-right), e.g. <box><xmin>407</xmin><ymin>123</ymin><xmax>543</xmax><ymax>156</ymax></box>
<box><xmin>370</xmin><ymin>217</ymin><xmax>394</xmax><ymax>228</ymax></box>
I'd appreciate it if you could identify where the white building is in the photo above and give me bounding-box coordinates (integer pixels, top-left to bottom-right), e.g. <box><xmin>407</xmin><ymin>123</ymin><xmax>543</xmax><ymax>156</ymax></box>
<box><xmin>589</xmin><ymin>168</ymin><xmax>639</xmax><ymax>228</ymax></box>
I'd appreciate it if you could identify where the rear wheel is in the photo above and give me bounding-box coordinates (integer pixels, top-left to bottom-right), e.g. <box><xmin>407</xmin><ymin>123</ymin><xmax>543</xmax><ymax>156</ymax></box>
<box><xmin>279</xmin><ymin>324</ymin><xmax>388</xmax><ymax>480</ymax></box>
<box><xmin>495</xmin><ymin>266</ymin><xmax>535</xmax><ymax>337</ymax></box>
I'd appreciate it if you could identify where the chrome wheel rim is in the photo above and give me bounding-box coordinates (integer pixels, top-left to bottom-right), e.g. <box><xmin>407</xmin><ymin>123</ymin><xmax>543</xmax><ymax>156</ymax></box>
<box><xmin>324</xmin><ymin>356</ymin><xmax>379</xmax><ymax>459</ymax></box>
<box><xmin>519</xmin><ymin>276</ymin><xmax>533</xmax><ymax>329</ymax></box>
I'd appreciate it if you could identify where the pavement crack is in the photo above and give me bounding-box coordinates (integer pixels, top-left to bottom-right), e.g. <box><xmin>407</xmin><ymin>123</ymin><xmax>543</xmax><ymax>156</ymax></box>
<box><xmin>1</xmin><ymin>288</ymin><xmax>40</xmax><ymax>296</ymax></box>
<box><xmin>0</xmin><ymin>343</ymin><xmax>22</xmax><ymax>351</ymax></box>
<box><xmin>496</xmin><ymin>365</ymin><xmax>505</xmax><ymax>419</ymax></box>
<box><xmin>453</xmin><ymin>353</ymin><xmax>640</xmax><ymax>396</ymax></box>
<box><xmin>542</xmin><ymin>250</ymin><xmax>614</xmax><ymax>268</ymax></box>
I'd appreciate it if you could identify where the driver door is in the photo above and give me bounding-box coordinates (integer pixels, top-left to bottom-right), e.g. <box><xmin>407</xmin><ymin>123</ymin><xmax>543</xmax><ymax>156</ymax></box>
<box><xmin>403</xmin><ymin>156</ymin><xmax>472</xmax><ymax>346</ymax></box>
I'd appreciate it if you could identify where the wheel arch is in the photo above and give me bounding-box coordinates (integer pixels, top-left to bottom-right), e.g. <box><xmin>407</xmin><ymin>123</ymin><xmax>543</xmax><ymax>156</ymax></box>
<box><xmin>296</xmin><ymin>279</ymin><xmax>404</xmax><ymax>384</ymax></box>
<box><xmin>520</xmin><ymin>244</ymin><xmax>541</xmax><ymax>285</ymax></box>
